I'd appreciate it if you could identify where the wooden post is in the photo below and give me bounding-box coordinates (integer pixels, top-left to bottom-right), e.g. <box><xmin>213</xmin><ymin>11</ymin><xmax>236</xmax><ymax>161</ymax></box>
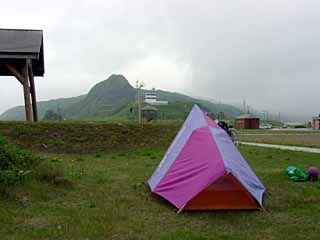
<box><xmin>22</xmin><ymin>61</ymin><xmax>32</xmax><ymax>121</ymax></box>
<box><xmin>3</xmin><ymin>63</ymin><xmax>24</xmax><ymax>85</ymax></box>
<box><xmin>27</xmin><ymin>59</ymin><xmax>38</xmax><ymax>122</ymax></box>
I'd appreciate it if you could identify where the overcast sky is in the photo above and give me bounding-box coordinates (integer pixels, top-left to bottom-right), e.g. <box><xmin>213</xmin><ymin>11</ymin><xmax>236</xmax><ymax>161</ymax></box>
<box><xmin>1</xmin><ymin>0</ymin><xmax>319</xmax><ymax>120</ymax></box>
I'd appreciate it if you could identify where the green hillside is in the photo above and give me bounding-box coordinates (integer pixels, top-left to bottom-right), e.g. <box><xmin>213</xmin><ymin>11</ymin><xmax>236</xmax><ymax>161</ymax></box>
<box><xmin>0</xmin><ymin>95</ymin><xmax>86</xmax><ymax>121</ymax></box>
<box><xmin>111</xmin><ymin>102</ymin><xmax>200</xmax><ymax>120</ymax></box>
<box><xmin>112</xmin><ymin>101</ymin><xmax>239</xmax><ymax>121</ymax></box>
<box><xmin>0</xmin><ymin>74</ymin><xmax>241</xmax><ymax>121</ymax></box>
<box><xmin>65</xmin><ymin>74</ymin><xmax>136</xmax><ymax>119</ymax></box>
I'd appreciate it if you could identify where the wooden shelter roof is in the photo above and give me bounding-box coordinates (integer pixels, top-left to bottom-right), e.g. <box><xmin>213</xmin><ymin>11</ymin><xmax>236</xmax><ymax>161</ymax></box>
<box><xmin>0</xmin><ymin>28</ymin><xmax>44</xmax><ymax>76</ymax></box>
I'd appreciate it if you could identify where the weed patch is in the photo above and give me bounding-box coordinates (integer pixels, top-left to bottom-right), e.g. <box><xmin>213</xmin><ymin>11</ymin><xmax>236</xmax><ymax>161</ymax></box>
<box><xmin>32</xmin><ymin>159</ymin><xmax>64</xmax><ymax>184</ymax></box>
<box><xmin>0</xmin><ymin>135</ymin><xmax>70</xmax><ymax>194</ymax></box>
<box><xmin>0</xmin><ymin>135</ymin><xmax>39</xmax><ymax>190</ymax></box>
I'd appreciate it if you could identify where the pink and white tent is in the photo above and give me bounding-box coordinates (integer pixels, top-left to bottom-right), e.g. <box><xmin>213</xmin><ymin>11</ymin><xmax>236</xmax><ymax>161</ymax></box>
<box><xmin>148</xmin><ymin>105</ymin><xmax>265</xmax><ymax>211</ymax></box>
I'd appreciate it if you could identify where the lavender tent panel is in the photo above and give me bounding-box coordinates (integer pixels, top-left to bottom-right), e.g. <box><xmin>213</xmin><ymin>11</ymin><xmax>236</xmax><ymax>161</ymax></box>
<box><xmin>154</xmin><ymin>126</ymin><xmax>226</xmax><ymax>209</ymax></box>
<box><xmin>148</xmin><ymin>105</ymin><xmax>207</xmax><ymax>190</ymax></box>
<box><xmin>210</xmin><ymin>127</ymin><xmax>265</xmax><ymax>206</ymax></box>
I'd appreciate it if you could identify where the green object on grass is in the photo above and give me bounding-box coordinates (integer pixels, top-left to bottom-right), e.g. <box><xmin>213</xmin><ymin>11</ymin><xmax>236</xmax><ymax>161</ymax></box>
<box><xmin>285</xmin><ymin>166</ymin><xmax>309</xmax><ymax>182</ymax></box>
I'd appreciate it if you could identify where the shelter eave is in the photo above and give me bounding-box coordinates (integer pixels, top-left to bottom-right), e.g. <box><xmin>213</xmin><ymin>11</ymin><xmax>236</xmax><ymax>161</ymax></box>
<box><xmin>0</xmin><ymin>52</ymin><xmax>40</xmax><ymax>59</ymax></box>
<box><xmin>0</xmin><ymin>69</ymin><xmax>44</xmax><ymax>77</ymax></box>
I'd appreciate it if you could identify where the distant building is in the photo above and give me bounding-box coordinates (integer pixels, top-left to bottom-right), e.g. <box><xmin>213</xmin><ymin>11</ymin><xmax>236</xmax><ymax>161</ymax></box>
<box><xmin>141</xmin><ymin>105</ymin><xmax>158</xmax><ymax>122</ymax></box>
<box><xmin>145</xmin><ymin>91</ymin><xmax>157</xmax><ymax>103</ymax></box>
<box><xmin>144</xmin><ymin>89</ymin><xmax>168</xmax><ymax>105</ymax></box>
<box><xmin>312</xmin><ymin>116</ymin><xmax>320</xmax><ymax>130</ymax></box>
<box><xmin>235</xmin><ymin>114</ymin><xmax>260</xmax><ymax>129</ymax></box>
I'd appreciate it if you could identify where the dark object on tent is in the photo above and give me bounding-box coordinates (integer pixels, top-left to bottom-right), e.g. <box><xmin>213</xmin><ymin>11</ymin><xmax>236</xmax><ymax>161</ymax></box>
<box><xmin>217</xmin><ymin>120</ymin><xmax>229</xmax><ymax>130</ymax></box>
<box><xmin>0</xmin><ymin>28</ymin><xmax>44</xmax><ymax>122</ymax></box>
<box><xmin>285</xmin><ymin>166</ymin><xmax>309</xmax><ymax>182</ymax></box>
<box><xmin>218</xmin><ymin>120</ymin><xmax>232</xmax><ymax>138</ymax></box>
<box><xmin>148</xmin><ymin>105</ymin><xmax>265</xmax><ymax>211</ymax></box>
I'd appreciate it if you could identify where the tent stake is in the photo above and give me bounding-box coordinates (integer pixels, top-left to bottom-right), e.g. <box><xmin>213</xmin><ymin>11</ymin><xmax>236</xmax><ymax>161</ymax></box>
<box><xmin>177</xmin><ymin>204</ymin><xmax>186</xmax><ymax>214</ymax></box>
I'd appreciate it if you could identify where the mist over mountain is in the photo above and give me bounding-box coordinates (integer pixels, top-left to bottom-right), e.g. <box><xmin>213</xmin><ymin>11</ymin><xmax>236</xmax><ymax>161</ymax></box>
<box><xmin>0</xmin><ymin>75</ymin><xmax>241</xmax><ymax>121</ymax></box>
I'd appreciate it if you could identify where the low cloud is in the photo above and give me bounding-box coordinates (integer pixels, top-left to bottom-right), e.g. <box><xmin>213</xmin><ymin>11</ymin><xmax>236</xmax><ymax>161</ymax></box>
<box><xmin>1</xmin><ymin>0</ymin><xmax>319</xmax><ymax>121</ymax></box>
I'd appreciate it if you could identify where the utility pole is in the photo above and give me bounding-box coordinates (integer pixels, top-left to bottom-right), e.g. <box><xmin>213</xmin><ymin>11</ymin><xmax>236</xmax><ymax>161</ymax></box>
<box><xmin>262</xmin><ymin>111</ymin><xmax>267</xmax><ymax>120</ymax></box>
<box><xmin>57</xmin><ymin>103</ymin><xmax>62</xmax><ymax>121</ymax></box>
<box><xmin>136</xmin><ymin>80</ymin><xmax>144</xmax><ymax>124</ymax></box>
<box><xmin>243</xmin><ymin>99</ymin><xmax>246</xmax><ymax>114</ymax></box>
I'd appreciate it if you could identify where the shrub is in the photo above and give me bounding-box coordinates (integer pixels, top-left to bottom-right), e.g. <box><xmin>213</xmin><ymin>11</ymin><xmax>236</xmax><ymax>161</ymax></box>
<box><xmin>293</xmin><ymin>125</ymin><xmax>306</xmax><ymax>128</ymax></box>
<box><xmin>0</xmin><ymin>135</ymin><xmax>39</xmax><ymax>187</ymax></box>
<box><xmin>32</xmin><ymin>159</ymin><xmax>64</xmax><ymax>184</ymax></box>
<box><xmin>0</xmin><ymin>170</ymin><xmax>19</xmax><ymax>186</ymax></box>
<box><xmin>0</xmin><ymin>135</ymin><xmax>69</xmax><ymax>193</ymax></box>
<box><xmin>0</xmin><ymin>134</ymin><xmax>71</xmax><ymax>196</ymax></box>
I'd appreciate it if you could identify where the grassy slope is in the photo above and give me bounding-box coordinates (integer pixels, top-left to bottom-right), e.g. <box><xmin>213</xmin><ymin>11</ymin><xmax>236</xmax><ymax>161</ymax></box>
<box><xmin>1</xmin><ymin>122</ymin><xmax>320</xmax><ymax>239</ymax></box>
<box><xmin>151</xmin><ymin>90</ymin><xmax>242</xmax><ymax>119</ymax></box>
<box><xmin>112</xmin><ymin>102</ymin><xmax>212</xmax><ymax>120</ymax></box>
<box><xmin>0</xmin><ymin>121</ymin><xmax>181</xmax><ymax>154</ymax></box>
<box><xmin>112</xmin><ymin>102</ymin><xmax>241</xmax><ymax>121</ymax></box>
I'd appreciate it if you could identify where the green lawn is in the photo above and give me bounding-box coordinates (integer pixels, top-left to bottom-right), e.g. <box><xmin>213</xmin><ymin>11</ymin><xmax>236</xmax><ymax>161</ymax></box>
<box><xmin>238</xmin><ymin>132</ymin><xmax>320</xmax><ymax>148</ymax></box>
<box><xmin>237</xmin><ymin>129</ymin><xmax>319</xmax><ymax>135</ymax></box>
<box><xmin>1</xmin><ymin>145</ymin><xmax>320</xmax><ymax>240</ymax></box>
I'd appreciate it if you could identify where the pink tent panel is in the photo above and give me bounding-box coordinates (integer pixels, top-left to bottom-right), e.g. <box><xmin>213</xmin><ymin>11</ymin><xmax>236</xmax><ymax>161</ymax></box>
<box><xmin>154</xmin><ymin>126</ymin><xmax>226</xmax><ymax>209</ymax></box>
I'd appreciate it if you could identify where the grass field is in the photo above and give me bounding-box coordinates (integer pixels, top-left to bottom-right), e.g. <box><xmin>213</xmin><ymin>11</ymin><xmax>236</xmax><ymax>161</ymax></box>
<box><xmin>1</xmin><ymin>122</ymin><xmax>320</xmax><ymax>239</ymax></box>
<box><xmin>237</xmin><ymin>129</ymin><xmax>319</xmax><ymax>135</ymax></box>
<box><xmin>238</xmin><ymin>130</ymin><xmax>320</xmax><ymax>148</ymax></box>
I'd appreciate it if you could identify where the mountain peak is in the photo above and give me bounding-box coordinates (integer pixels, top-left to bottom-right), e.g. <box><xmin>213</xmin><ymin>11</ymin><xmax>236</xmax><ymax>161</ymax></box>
<box><xmin>106</xmin><ymin>74</ymin><xmax>130</xmax><ymax>85</ymax></box>
<box><xmin>87</xmin><ymin>74</ymin><xmax>133</xmax><ymax>94</ymax></box>
<box><xmin>68</xmin><ymin>74</ymin><xmax>136</xmax><ymax>118</ymax></box>
<box><xmin>108</xmin><ymin>74</ymin><xmax>127</xmax><ymax>81</ymax></box>
<box><xmin>88</xmin><ymin>74</ymin><xmax>134</xmax><ymax>96</ymax></box>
